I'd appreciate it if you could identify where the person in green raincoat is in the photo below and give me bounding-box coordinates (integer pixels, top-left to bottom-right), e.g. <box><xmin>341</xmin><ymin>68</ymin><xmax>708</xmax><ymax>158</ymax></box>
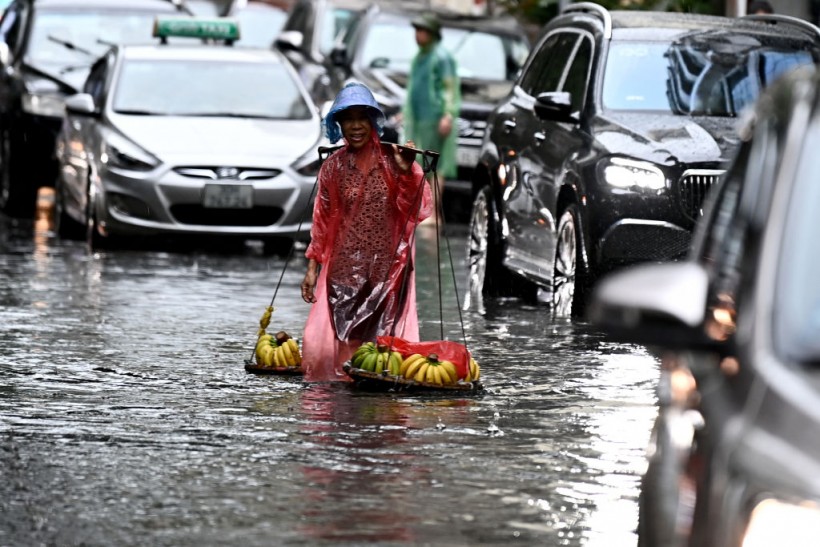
<box><xmin>403</xmin><ymin>12</ymin><xmax>460</xmax><ymax>226</ymax></box>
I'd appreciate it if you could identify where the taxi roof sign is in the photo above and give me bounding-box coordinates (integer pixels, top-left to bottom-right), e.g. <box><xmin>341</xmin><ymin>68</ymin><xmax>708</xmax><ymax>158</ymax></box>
<box><xmin>153</xmin><ymin>17</ymin><xmax>241</xmax><ymax>42</ymax></box>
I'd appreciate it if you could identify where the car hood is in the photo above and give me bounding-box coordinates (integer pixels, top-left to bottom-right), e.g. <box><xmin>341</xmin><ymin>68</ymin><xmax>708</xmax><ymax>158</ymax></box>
<box><xmin>593</xmin><ymin>112</ymin><xmax>742</xmax><ymax>165</ymax></box>
<box><xmin>110</xmin><ymin>115</ymin><xmax>322</xmax><ymax>165</ymax></box>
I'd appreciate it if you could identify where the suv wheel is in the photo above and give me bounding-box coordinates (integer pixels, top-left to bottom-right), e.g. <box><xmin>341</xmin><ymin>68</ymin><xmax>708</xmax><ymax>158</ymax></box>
<box><xmin>552</xmin><ymin>205</ymin><xmax>587</xmax><ymax>317</ymax></box>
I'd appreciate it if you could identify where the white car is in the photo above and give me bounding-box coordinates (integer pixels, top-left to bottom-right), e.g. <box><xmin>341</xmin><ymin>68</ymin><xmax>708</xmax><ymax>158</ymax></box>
<box><xmin>54</xmin><ymin>17</ymin><xmax>326</xmax><ymax>251</ymax></box>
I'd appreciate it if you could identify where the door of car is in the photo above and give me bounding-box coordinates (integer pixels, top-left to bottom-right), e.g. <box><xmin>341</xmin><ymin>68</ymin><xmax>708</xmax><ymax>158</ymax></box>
<box><xmin>501</xmin><ymin>30</ymin><xmax>589</xmax><ymax>280</ymax></box>
<box><xmin>58</xmin><ymin>53</ymin><xmax>112</xmax><ymax>220</ymax></box>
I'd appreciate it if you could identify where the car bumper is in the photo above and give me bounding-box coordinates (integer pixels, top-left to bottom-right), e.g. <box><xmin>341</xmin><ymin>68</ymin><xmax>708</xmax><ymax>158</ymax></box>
<box><xmin>94</xmin><ymin>165</ymin><xmax>315</xmax><ymax>239</ymax></box>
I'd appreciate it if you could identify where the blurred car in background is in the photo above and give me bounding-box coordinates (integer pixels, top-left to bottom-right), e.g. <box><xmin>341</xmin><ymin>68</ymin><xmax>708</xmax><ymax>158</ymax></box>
<box><xmin>233</xmin><ymin>1</ymin><xmax>286</xmax><ymax>48</ymax></box>
<box><xmin>274</xmin><ymin>0</ymin><xmax>367</xmax><ymax>105</ymax></box>
<box><xmin>467</xmin><ymin>4</ymin><xmax>820</xmax><ymax>317</ymax></box>
<box><xmin>588</xmin><ymin>64</ymin><xmax>820</xmax><ymax>547</ymax></box>
<box><xmin>53</xmin><ymin>17</ymin><xmax>325</xmax><ymax>251</ymax></box>
<box><xmin>327</xmin><ymin>2</ymin><xmax>530</xmax><ymax>182</ymax></box>
<box><xmin>0</xmin><ymin>0</ymin><xmax>193</xmax><ymax>219</ymax></box>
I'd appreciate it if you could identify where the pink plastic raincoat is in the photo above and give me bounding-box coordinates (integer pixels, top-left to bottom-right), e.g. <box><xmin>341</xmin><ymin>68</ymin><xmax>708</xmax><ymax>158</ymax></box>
<box><xmin>302</xmin><ymin>133</ymin><xmax>433</xmax><ymax>381</ymax></box>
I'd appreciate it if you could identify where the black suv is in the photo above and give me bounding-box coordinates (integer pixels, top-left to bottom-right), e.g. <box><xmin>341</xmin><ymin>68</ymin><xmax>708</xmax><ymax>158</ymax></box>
<box><xmin>588</xmin><ymin>63</ymin><xmax>820</xmax><ymax>547</ymax></box>
<box><xmin>467</xmin><ymin>4</ymin><xmax>820</xmax><ymax>316</ymax></box>
<box><xmin>326</xmin><ymin>2</ymin><xmax>530</xmax><ymax>182</ymax></box>
<box><xmin>0</xmin><ymin>0</ymin><xmax>192</xmax><ymax>219</ymax></box>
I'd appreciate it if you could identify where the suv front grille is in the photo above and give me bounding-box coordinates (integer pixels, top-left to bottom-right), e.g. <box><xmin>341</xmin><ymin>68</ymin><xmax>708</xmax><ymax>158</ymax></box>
<box><xmin>677</xmin><ymin>169</ymin><xmax>724</xmax><ymax>222</ymax></box>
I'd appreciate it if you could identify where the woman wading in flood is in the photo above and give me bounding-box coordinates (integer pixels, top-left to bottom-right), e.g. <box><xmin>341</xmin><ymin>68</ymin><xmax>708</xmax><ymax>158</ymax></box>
<box><xmin>299</xmin><ymin>83</ymin><xmax>433</xmax><ymax>382</ymax></box>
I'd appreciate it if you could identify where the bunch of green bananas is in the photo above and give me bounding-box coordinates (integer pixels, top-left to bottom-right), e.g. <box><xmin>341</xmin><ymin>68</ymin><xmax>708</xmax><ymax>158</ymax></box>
<box><xmin>256</xmin><ymin>305</ymin><xmax>274</xmax><ymax>337</ymax></box>
<box><xmin>255</xmin><ymin>330</ymin><xmax>302</xmax><ymax>368</ymax></box>
<box><xmin>400</xmin><ymin>353</ymin><xmax>459</xmax><ymax>386</ymax></box>
<box><xmin>350</xmin><ymin>342</ymin><xmax>402</xmax><ymax>375</ymax></box>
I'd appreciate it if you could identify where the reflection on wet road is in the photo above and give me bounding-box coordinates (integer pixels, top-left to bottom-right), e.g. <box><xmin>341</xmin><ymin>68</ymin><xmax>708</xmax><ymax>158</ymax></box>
<box><xmin>0</xmin><ymin>218</ymin><xmax>657</xmax><ymax>546</ymax></box>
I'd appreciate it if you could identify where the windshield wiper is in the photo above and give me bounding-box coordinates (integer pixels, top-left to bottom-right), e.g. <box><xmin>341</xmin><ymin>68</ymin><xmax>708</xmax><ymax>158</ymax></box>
<box><xmin>165</xmin><ymin>0</ymin><xmax>195</xmax><ymax>15</ymax></box>
<box><xmin>47</xmin><ymin>35</ymin><xmax>95</xmax><ymax>57</ymax></box>
<box><xmin>114</xmin><ymin>109</ymin><xmax>167</xmax><ymax>116</ymax></box>
<box><xmin>176</xmin><ymin>112</ymin><xmax>267</xmax><ymax>118</ymax></box>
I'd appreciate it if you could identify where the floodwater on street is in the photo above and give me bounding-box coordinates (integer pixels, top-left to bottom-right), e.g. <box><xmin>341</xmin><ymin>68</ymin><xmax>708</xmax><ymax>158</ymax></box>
<box><xmin>0</xmin><ymin>215</ymin><xmax>659</xmax><ymax>547</ymax></box>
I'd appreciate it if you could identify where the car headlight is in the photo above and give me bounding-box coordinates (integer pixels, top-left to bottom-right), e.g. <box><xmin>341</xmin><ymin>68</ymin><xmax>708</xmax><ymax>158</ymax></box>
<box><xmin>100</xmin><ymin>131</ymin><xmax>159</xmax><ymax>172</ymax></box>
<box><xmin>21</xmin><ymin>92</ymin><xmax>65</xmax><ymax>118</ymax></box>
<box><xmin>601</xmin><ymin>157</ymin><xmax>667</xmax><ymax>191</ymax></box>
<box><xmin>742</xmin><ymin>498</ymin><xmax>820</xmax><ymax>547</ymax></box>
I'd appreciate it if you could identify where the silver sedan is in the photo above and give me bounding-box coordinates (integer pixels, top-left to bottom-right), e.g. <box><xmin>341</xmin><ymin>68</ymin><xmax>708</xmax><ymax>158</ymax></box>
<box><xmin>54</xmin><ymin>43</ymin><xmax>326</xmax><ymax>250</ymax></box>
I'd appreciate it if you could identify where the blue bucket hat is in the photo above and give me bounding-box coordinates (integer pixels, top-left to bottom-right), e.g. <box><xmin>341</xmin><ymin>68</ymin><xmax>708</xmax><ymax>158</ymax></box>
<box><xmin>323</xmin><ymin>82</ymin><xmax>385</xmax><ymax>144</ymax></box>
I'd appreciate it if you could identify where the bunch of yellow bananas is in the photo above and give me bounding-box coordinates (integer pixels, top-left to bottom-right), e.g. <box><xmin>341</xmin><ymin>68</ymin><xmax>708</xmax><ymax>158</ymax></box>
<box><xmin>400</xmin><ymin>353</ymin><xmax>459</xmax><ymax>386</ymax></box>
<box><xmin>465</xmin><ymin>358</ymin><xmax>481</xmax><ymax>382</ymax></box>
<box><xmin>350</xmin><ymin>342</ymin><xmax>402</xmax><ymax>375</ymax></box>
<box><xmin>255</xmin><ymin>331</ymin><xmax>302</xmax><ymax>368</ymax></box>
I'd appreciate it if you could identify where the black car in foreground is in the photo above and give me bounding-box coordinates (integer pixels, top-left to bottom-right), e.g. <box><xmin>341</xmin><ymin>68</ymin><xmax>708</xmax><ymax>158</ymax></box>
<box><xmin>467</xmin><ymin>4</ymin><xmax>820</xmax><ymax>316</ymax></box>
<box><xmin>588</xmin><ymin>64</ymin><xmax>820</xmax><ymax>547</ymax></box>
<box><xmin>0</xmin><ymin>0</ymin><xmax>192</xmax><ymax>219</ymax></box>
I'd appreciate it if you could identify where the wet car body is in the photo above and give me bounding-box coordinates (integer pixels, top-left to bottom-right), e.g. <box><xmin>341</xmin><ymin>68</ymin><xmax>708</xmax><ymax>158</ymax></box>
<box><xmin>327</xmin><ymin>3</ymin><xmax>530</xmax><ymax>179</ymax></box>
<box><xmin>468</xmin><ymin>5</ymin><xmax>820</xmax><ymax>316</ymax></box>
<box><xmin>0</xmin><ymin>0</ymin><xmax>193</xmax><ymax>218</ymax></box>
<box><xmin>588</xmin><ymin>64</ymin><xmax>820</xmax><ymax>547</ymax></box>
<box><xmin>54</xmin><ymin>35</ymin><xmax>324</xmax><ymax>249</ymax></box>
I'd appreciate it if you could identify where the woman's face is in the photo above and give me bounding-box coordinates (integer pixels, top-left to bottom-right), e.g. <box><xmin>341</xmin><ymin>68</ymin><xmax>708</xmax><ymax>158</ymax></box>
<box><xmin>337</xmin><ymin>106</ymin><xmax>373</xmax><ymax>149</ymax></box>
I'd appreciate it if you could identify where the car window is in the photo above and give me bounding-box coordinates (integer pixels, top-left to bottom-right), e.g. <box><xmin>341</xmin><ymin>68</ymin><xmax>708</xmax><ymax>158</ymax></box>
<box><xmin>441</xmin><ymin>29</ymin><xmax>529</xmax><ymax>81</ymax></box>
<box><xmin>0</xmin><ymin>2</ymin><xmax>24</xmax><ymax>55</ymax></box>
<box><xmin>603</xmin><ymin>42</ymin><xmax>676</xmax><ymax>111</ymax></box>
<box><xmin>562</xmin><ymin>35</ymin><xmax>591</xmax><ymax>112</ymax></box>
<box><xmin>519</xmin><ymin>32</ymin><xmax>578</xmax><ymax>96</ymax></box>
<box><xmin>319</xmin><ymin>7</ymin><xmax>358</xmax><ymax>56</ymax></box>
<box><xmin>25</xmin><ymin>10</ymin><xmax>177</xmax><ymax>69</ymax></box>
<box><xmin>83</xmin><ymin>55</ymin><xmax>110</xmax><ymax>105</ymax></box>
<box><xmin>112</xmin><ymin>59</ymin><xmax>313</xmax><ymax>119</ymax></box>
<box><xmin>234</xmin><ymin>6</ymin><xmax>286</xmax><ymax>48</ymax></box>
<box><xmin>774</xmin><ymin>119</ymin><xmax>820</xmax><ymax>363</ymax></box>
<box><xmin>607</xmin><ymin>37</ymin><xmax>816</xmax><ymax>114</ymax></box>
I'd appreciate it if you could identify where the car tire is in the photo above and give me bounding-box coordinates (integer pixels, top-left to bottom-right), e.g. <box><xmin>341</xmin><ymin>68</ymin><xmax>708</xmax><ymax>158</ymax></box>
<box><xmin>467</xmin><ymin>185</ymin><xmax>532</xmax><ymax>298</ymax></box>
<box><xmin>552</xmin><ymin>204</ymin><xmax>588</xmax><ymax>317</ymax></box>
<box><xmin>84</xmin><ymin>186</ymin><xmax>110</xmax><ymax>250</ymax></box>
<box><xmin>0</xmin><ymin>128</ymin><xmax>37</xmax><ymax>219</ymax></box>
<box><xmin>53</xmin><ymin>180</ymin><xmax>84</xmax><ymax>240</ymax></box>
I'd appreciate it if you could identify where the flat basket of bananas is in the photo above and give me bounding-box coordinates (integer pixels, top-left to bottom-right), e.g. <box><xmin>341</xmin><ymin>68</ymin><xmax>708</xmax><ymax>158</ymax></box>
<box><xmin>244</xmin><ymin>306</ymin><xmax>304</xmax><ymax>375</ymax></box>
<box><xmin>343</xmin><ymin>337</ymin><xmax>482</xmax><ymax>393</ymax></box>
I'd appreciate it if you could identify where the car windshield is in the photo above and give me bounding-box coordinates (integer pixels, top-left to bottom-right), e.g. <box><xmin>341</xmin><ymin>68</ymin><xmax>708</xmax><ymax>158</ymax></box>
<box><xmin>319</xmin><ymin>7</ymin><xmax>358</xmax><ymax>56</ymax></box>
<box><xmin>112</xmin><ymin>59</ymin><xmax>313</xmax><ymax>119</ymax></box>
<box><xmin>234</xmin><ymin>7</ymin><xmax>287</xmax><ymax>48</ymax></box>
<box><xmin>358</xmin><ymin>17</ymin><xmax>529</xmax><ymax>81</ymax></box>
<box><xmin>603</xmin><ymin>41</ymin><xmax>815</xmax><ymax>115</ymax></box>
<box><xmin>774</xmin><ymin>118</ymin><xmax>820</xmax><ymax>365</ymax></box>
<box><xmin>25</xmin><ymin>10</ymin><xmax>174</xmax><ymax>72</ymax></box>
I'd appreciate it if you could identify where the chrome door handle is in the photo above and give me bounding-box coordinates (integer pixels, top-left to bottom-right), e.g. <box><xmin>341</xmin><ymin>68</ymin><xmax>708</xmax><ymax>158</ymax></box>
<box><xmin>503</xmin><ymin>120</ymin><xmax>516</xmax><ymax>132</ymax></box>
<box><xmin>534</xmin><ymin>131</ymin><xmax>546</xmax><ymax>143</ymax></box>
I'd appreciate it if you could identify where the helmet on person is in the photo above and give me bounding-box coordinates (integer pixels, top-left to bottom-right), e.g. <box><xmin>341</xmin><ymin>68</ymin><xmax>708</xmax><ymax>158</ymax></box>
<box><xmin>411</xmin><ymin>12</ymin><xmax>442</xmax><ymax>40</ymax></box>
<box><xmin>323</xmin><ymin>82</ymin><xmax>385</xmax><ymax>144</ymax></box>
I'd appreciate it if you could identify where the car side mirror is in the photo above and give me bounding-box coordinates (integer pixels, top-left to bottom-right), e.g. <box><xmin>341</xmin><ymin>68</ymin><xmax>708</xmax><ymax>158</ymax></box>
<box><xmin>329</xmin><ymin>45</ymin><xmax>347</xmax><ymax>67</ymax></box>
<box><xmin>64</xmin><ymin>93</ymin><xmax>98</xmax><ymax>116</ymax></box>
<box><xmin>587</xmin><ymin>261</ymin><xmax>724</xmax><ymax>352</ymax></box>
<box><xmin>274</xmin><ymin>30</ymin><xmax>303</xmax><ymax>52</ymax></box>
<box><xmin>534</xmin><ymin>91</ymin><xmax>578</xmax><ymax>123</ymax></box>
<box><xmin>0</xmin><ymin>42</ymin><xmax>9</xmax><ymax>68</ymax></box>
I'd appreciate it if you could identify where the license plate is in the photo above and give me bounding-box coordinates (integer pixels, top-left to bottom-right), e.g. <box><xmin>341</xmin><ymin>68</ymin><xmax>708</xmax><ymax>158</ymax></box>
<box><xmin>457</xmin><ymin>146</ymin><xmax>480</xmax><ymax>168</ymax></box>
<box><xmin>202</xmin><ymin>184</ymin><xmax>253</xmax><ymax>209</ymax></box>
